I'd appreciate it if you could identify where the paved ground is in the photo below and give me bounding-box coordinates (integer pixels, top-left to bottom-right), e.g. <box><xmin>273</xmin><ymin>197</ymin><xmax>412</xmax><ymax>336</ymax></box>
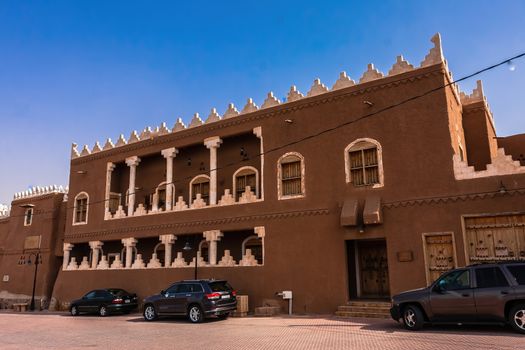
<box><xmin>0</xmin><ymin>312</ymin><xmax>522</xmax><ymax>349</ymax></box>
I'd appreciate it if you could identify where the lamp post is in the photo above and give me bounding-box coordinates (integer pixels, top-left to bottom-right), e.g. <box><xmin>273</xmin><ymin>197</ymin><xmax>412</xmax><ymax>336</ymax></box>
<box><xmin>183</xmin><ymin>239</ymin><xmax>198</xmax><ymax>280</ymax></box>
<box><xmin>26</xmin><ymin>251</ymin><xmax>42</xmax><ymax>311</ymax></box>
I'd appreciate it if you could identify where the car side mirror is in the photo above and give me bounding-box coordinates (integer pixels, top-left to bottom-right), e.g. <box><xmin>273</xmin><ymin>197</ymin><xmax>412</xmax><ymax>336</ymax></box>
<box><xmin>160</xmin><ymin>290</ymin><xmax>165</xmax><ymax>296</ymax></box>
<box><xmin>434</xmin><ymin>281</ymin><xmax>446</xmax><ymax>293</ymax></box>
<box><xmin>82</xmin><ymin>296</ymin><xmax>87</xmax><ymax>300</ymax></box>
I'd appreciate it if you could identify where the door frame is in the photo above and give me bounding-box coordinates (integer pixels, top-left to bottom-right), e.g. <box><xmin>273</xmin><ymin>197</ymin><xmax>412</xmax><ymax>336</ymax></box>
<box><xmin>421</xmin><ymin>231</ymin><xmax>458</xmax><ymax>286</ymax></box>
<box><xmin>355</xmin><ymin>239</ymin><xmax>390</xmax><ymax>299</ymax></box>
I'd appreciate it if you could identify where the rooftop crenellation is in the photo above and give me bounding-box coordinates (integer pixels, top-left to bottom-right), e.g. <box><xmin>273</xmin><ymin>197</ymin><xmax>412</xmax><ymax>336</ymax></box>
<box><xmin>13</xmin><ymin>185</ymin><xmax>68</xmax><ymax>200</ymax></box>
<box><xmin>71</xmin><ymin>33</ymin><xmax>485</xmax><ymax>160</ymax></box>
<box><xmin>0</xmin><ymin>204</ymin><xmax>10</xmax><ymax>218</ymax></box>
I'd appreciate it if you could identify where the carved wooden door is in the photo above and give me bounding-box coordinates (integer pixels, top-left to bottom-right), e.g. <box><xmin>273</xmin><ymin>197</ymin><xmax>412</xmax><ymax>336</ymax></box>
<box><xmin>359</xmin><ymin>242</ymin><xmax>390</xmax><ymax>298</ymax></box>
<box><xmin>424</xmin><ymin>233</ymin><xmax>456</xmax><ymax>284</ymax></box>
<box><xmin>465</xmin><ymin>214</ymin><xmax>525</xmax><ymax>263</ymax></box>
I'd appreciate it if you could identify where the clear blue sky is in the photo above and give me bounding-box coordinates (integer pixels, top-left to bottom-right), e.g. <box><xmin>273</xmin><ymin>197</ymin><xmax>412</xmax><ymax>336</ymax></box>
<box><xmin>1</xmin><ymin>0</ymin><xmax>524</xmax><ymax>205</ymax></box>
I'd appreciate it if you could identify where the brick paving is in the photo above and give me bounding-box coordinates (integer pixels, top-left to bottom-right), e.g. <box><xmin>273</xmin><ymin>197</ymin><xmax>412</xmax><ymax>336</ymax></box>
<box><xmin>0</xmin><ymin>313</ymin><xmax>522</xmax><ymax>349</ymax></box>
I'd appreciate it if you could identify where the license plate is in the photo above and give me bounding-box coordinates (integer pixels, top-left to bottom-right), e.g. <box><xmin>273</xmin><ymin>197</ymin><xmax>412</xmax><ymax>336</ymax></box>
<box><xmin>125</xmin><ymin>299</ymin><xmax>130</xmax><ymax>304</ymax></box>
<box><xmin>221</xmin><ymin>294</ymin><xmax>230</xmax><ymax>299</ymax></box>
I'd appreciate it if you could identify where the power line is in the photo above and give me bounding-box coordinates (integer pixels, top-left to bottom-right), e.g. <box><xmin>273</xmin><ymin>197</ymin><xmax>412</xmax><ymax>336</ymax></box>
<box><xmin>5</xmin><ymin>51</ymin><xmax>525</xmax><ymax>220</ymax></box>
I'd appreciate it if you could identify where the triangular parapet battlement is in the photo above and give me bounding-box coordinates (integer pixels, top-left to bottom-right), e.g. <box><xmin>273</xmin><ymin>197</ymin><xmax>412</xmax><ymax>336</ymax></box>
<box><xmin>72</xmin><ymin>33</ymin><xmax>449</xmax><ymax>159</ymax></box>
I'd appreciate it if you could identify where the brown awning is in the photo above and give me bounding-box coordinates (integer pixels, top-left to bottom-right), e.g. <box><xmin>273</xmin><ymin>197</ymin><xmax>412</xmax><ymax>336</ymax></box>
<box><xmin>363</xmin><ymin>196</ymin><xmax>382</xmax><ymax>225</ymax></box>
<box><xmin>340</xmin><ymin>198</ymin><xmax>358</xmax><ymax>226</ymax></box>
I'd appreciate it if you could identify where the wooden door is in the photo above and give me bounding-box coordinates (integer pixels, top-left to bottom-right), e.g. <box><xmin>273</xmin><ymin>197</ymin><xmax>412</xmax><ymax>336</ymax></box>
<box><xmin>358</xmin><ymin>241</ymin><xmax>390</xmax><ymax>298</ymax></box>
<box><xmin>423</xmin><ymin>233</ymin><xmax>456</xmax><ymax>284</ymax></box>
<box><xmin>464</xmin><ymin>214</ymin><xmax>525</xmax><ymax>263</ymax></box>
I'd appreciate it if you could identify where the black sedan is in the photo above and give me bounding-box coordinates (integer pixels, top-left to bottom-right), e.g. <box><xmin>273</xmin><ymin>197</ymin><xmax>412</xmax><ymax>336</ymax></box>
<box><xmin>70</xmin><ymin>288</ymin><xmax>138</xmax><ymax>316</ymax></box>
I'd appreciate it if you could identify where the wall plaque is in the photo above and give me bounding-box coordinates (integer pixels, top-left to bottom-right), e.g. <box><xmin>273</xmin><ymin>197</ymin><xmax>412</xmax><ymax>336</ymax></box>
<box><xmin>397</xmin><ymin>250</ymin><xmax>413</xmax><ymax>262</ymax></box>
<box><xmin>24</xmin><ymin>235</ymin><xmax>41</xmax><ymax>250</ymax></box>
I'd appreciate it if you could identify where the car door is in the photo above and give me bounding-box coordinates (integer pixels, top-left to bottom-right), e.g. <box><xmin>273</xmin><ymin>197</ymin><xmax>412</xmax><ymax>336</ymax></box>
<box><xmin>78</xmin><ymin>291</ymin><xmax>97</xmax><ymax>312</ymax></box>
<box><xmin>173</xmin><ymin>284</ymin><xmax>193</xmax><ymax>314</ymax></box>
<box><xmin>156</xmin><ymin>284</ymin><xmax>179</xmax><ymax>314</ymax></box>
<box><xmin>474</xmin><ymin>266</ymin><xmax>514</xmax><ymax>322</ymax></box>
<box><xmin>429</xmin><ymin>268</ymin><xmax>477</xmax><ymax>322</ymax></box>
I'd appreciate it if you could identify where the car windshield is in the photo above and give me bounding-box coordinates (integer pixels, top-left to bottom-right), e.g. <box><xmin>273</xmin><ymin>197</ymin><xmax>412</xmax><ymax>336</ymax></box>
<box><xmin>208</xmin><ymin>281</ymin><xmax>232</xmax><ymax>292</ymax></box>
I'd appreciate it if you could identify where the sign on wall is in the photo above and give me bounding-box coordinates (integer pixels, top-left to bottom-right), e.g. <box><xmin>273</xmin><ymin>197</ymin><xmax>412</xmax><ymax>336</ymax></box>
<box><xmin>24</xmin><ymin>235</ymin><xmax>41</xmax><ymax>250</ymax></box>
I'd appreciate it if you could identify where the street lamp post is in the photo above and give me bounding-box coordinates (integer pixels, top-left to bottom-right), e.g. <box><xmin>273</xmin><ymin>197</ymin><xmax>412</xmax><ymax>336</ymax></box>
<box><xmin>183</xmin><ymin>239</ymin><xmax>198</xmax><ymax>280</ymax></box>
<box><xmin>26</xmin><ymin>251</ymin><xmax>42</xmax><ymax>311</ymax></box>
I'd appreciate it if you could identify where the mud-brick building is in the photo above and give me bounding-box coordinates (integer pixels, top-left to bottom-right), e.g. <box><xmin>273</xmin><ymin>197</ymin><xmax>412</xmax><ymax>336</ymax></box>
<box><xmin>1</xmin><ymin>33</ymin><xmax>525</xmax><ymax>313</ymax></box>
<box><xmin>0</xmin><ymin>187</ymin><xmax>67</xmax><ymax>308</ymax></box>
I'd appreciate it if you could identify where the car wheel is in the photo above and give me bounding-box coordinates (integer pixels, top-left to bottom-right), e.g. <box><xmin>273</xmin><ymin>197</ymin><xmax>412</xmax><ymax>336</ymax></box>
<box><xmin>70</xmin><ymin>305</ymin><xmax>79</xmax><ymax>316</ymax></box>
<box><xmin>509</xmin><ymin>304</ymin><xmax>525</xmax><ymax>334</ymax></box>
<box><xmin>143</xmin><ymin>304</ymin><xmax>157</xmax><ymax>322</ymax></box>
<box><xmin>99</xmin><ymin>305</ymin><xmax>108</xmax><ymax>317</ymax></box>
<box><xmin>188</xmin><ymin>305</ymin><xmax>204</xmax><ymax>323</ymax></box>
<box><xmin>402</xmin><ymin>305</ymin><xmax>424</xmax><ymax>331</ymax></box>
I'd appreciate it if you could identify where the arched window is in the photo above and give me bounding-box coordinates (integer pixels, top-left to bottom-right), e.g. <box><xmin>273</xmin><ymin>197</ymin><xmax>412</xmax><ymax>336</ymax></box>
<box><xmin>233</xmin><ymin>166</ymin><xmax>259</xmax><ymax>200</ymax></box>
<box><xmin>189</xmin><ymin>175</ymin><xmax>210</xmax><ymax>205</ymax></box>
<box><xmin>344</xmin><ymin>138</ymin><xmax>384</xmax><ymax>188</ymax></box>
<box><xmin>153</xmin><ymin>243</ymin><xmax>166</xmax><ymax>266</ymax></box>
<box><xmin>278</xmin><ymin>152</ymin><xmax>305</xmax><ymax>199</ymax></box>
<box><xmin>73</xmin><ymin>192</ymin><xmax>89</xmax><ymax>224</ymax></box>
<box><xmin>153</xmin><ymin>182</ymin><xmax>175</xmax><ymax>211</ymax></box>
<box><xmin>242</xmin><ymin>236</ymin><xmax>263</xmax><ymax>264</ymax></box>
<box><xmin>198</xmin><ymin>240</ymin><xmax>209</xmax><ymax>262</ymax></box>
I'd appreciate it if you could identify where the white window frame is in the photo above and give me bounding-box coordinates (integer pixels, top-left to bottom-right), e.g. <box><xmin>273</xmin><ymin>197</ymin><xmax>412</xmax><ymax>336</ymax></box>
<box><xmin>73</xmin><ymin>192</ymin><xmax>89</xmax><ymax>225</ymax></box>
<box><xmin>153</xmin><ymin>181</ymin><xmax>175</xmax><ymax>210</ymax></box>
<box><xmin>344</xmin><ymin>138</ymin><xmax>384</xmax><ymax>188</ymax></box>
<box><xmin>189</xmin><ymin>174</ymin><xmax>211</xmax><ymax>204</ymax></box>
<box><xmin>24</xmin><ymin>208</ymin><xmax>33</xmax><ymax>226</ymax></box>
<box><xmin>232</xmin><ymin>166</ymin><xmax>260</xmax><ymax>199</ymax></box>
<box><xmin>277</xmin><ymin>152</ymin><xmax>305</xmax><ymax>200</ymax></box>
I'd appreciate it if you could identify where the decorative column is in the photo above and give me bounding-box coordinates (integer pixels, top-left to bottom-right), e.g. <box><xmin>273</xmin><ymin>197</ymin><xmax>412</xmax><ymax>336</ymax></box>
<box><xmin>89</xmin><ymin>241</ymin><xmax>104</xmax><ymax>269</ymax></box>
<box><xmin>125</xmin><ymin>156</ymin><xmax>141</xmax><ymax>216</ymax></box>
<box><xmin>104</xmin><ymin>162</ymin><xmax>116</xmax><ymax>216</ymax></box>
<box><xmin>160</xmin><ymin>234</ymin><xmax>177</xmax><ymax>267</ymax></box>
<box><xmin>121</xmin><ymin>237</ymin><xmax>137</xmax><ymax>268</ymax></box>
<box><xmin>204</xmin><ymin>137</ymin><xmax>223</xmax><ymax>205</ymax></box>
<box><xmin>161</xmin><ymin>148</ymin><xmax>179</xmax><ymax>211</ymax></box>
<box><xmin>253</xmin><ymin>127</ymin><xmax>264</xmax><ymax>200</ymax></box>
<box><xmin>203</xmin><ymin>230</ymin><xmax>223</xmax><ymax>265</ymax></box>
<box><xmin>63</xmin><ymin>243</ymin><xmax>74</xmax><ymax>270</ymax></box>
<box><xmin>255</xmin><ymin>226</ymin><xmax>266</xmax><ymax>264</ymax></box>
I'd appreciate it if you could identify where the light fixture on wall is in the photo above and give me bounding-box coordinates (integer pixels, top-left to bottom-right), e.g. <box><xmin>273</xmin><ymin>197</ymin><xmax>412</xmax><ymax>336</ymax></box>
<box><xmin>240</xmin><ymin>147</ymin><xmax>249</xmax><ymax>161</ymax></box>
<box><xmin>284</xmin><ymin>119</ymin><xmax>293</xmax><ymax>124</ymax></box>
<box><xmin>76</xmin><ymin>170</ymin><xmax>87</xmax><ymax>175</ymax></box>
<box><xmin>499</xmin><ymin>181</ymin><xmax>507</xmax><ymax>194</ymax></box>
<box><xmin>363</xmin><ymin>100</ymin><xmax>374</xmax><ymax>107</ymax></box>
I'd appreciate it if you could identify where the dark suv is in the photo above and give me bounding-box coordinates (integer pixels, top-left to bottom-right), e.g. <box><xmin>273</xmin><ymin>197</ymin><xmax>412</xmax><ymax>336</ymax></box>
<box><xmin>143</xmin><ymin>279</ymin><xmax>237</xmax><ymax>323</ymax></box>
<box><xmin>390</xmin><ymin>262</ymin><xmax>525</xmax><ymax>333</ymax></box>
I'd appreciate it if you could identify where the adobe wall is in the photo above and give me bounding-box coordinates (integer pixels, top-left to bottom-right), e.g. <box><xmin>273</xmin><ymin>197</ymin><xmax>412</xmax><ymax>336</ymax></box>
<box><xmin>0</xmin><ymin>193</ymin><xmax>65</xmax><ymax>307</ymax></box>
<box><xmin>498</xmin><ymin>133</ymin><xmax>525</xmax><ymax>165</ymax></box>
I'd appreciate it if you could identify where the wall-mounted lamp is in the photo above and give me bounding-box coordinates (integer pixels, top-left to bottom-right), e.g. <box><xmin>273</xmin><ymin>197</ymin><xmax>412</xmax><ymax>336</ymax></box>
<box><xmin>284</xmin><ymin>119</ymin><xmax>293</xmax><ymax>124</ymax></box>
<box><xmin>76</xmin><ymin>170</ymin><xmax>87</xmax><ymax>175</ymax></box>
<box><xmin>363</xmin><ymin>101</ymin><xmax>374</xmax><ymax>107</ymax></box>
<box><xmin>499</xmin><ymin>181</ymin><xmax>507</xmax><ymax>194</ymax></box>
<box><xmin>240</xmin><ymin>147</ymin><xmax>249</xmax><ymax>161</ymax></box>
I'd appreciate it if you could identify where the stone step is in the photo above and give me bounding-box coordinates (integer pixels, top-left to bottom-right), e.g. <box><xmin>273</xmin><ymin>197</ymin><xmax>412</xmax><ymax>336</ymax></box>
<box><xmin>337</xmin><ymin>305</ymin><xmax>391</xmax><ymax>313</ymax></box>
<box><xmin>346</xmin><ymin>301</ymin><xmax>391</xmax><ymax>308</ymax></box>
<box><xmin>335</xmin><ymin>311</ymin><xmax>391</xmax><ymax>319</ymax></box>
